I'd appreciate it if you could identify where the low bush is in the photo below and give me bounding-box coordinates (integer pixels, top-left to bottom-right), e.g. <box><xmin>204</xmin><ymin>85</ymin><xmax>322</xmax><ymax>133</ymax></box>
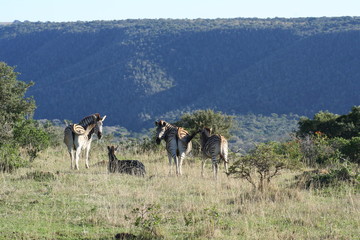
<box><xmin>0</xmin><ymin>142</ymin><xmax>27</xmax><ymax>173</ymax></box>
<box><xmin>296</xmin><ymin>164</ymin><xmax>359</xmax><ymax>189</ymax></box>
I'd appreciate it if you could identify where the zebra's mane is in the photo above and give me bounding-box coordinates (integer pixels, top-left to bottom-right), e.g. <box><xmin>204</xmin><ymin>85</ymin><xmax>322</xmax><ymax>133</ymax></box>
<box><xmin>78</xmin><ymin>113</ymin><xmax>100</xmax><ymax>128</ymax></box>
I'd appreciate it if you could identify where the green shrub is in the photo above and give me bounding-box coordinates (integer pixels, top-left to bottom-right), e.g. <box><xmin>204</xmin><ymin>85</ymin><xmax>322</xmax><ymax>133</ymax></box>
<box><xmin>125</xmin><ymin>204</ymin><xmax>164</xmax><ymax>239</ymax></box>
<box><xmin>13</xmin><ymin>120</ymin><xmax>50</xmax><ymax>161</ymax></box>
<box><xmin>300</xmin><ymin>133</ymin><xmax>343</xmax><ymax>167</ymax></box>
<box><xmin>0</xmin><ymin>142</ymin><xmax>27</xmax><ymax>172</ymax></box>
<box><xmin>296</xmin><ymin>164</ymin><xmax>358</xmax><ymax>189</ymax></box>
<box><xmin>228</xmin><ymin>142</ymin><xmax>301</xmax><ymax>192</ymax></box>
<box><xmin>340</xmin><ymin>137</ymin><xmax>360</xmax><ymax>165</ymax></box>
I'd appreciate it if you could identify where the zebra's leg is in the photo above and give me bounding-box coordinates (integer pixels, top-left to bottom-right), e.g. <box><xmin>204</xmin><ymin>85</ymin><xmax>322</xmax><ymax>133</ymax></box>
<box><xmin>212</xmin><ymin>156</ymin><xmax>219</xmax><ymax>180</ymax></box>
<box><xmin>223</xmin><ymin>157</ymin><xmax>229</xmax><ymax>175</ymax></box>
<box><xmin>167</xmin><ymin>152</ymin><xmax>173</xmax><ymax>175</ymax></box>
<box><xmin>74</xmin><ymin>147</ymin><xmax>82</xmax><ymax>170</ymax></box>
<box><xmin>178</xmin><ymin>152</ymin><xmax>186</xmax><ymax>176</ymax></box>
<box><xmin>174</xmin><ymin>155</ymin><xmax>180</xmax><ymax>176</ymax></box>
<box><xmin>84</xmin><ymin>142</ymin><xmax>91</xmax><ymax>169</ymax></box>
<box><xmin>224</xmin><ymin>161</ymin><xmax>229</xmax><ymax>175</ymax></box>
<box><xmin>201</xmin><ymin>159</ymin><xmax>206</xmax><ymax>177</ymax></box>
<box><xmin>68</xmin><ymin>148</ymin><xmax>75</xmax><ymax>169</ymax></box>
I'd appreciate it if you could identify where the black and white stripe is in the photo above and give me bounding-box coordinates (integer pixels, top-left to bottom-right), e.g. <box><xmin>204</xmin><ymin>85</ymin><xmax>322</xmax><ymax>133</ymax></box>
<box><xmin>107</xmin><ymin>146</ymin><xmax>146</xmax><ymax>176</ymax></box>
<box><xmin>155</xmin><ymin>120</ymin><xmax>196</xmax><ymax>175</ymax></box>
<box><xmin>200</xmin><ymin>127</ymin><xmax>229</xmax><ymax>179</ymax></box>
<box><xmin>64</xmin><ymin>113</ymin><xmax>106</xmax><ymax>170</ymax></box>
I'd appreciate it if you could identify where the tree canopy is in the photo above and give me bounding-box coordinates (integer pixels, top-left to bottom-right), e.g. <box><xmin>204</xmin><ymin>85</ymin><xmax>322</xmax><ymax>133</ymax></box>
<box><xmin>0</xmin><ymin>62</ymin><xmax>35</xmax><ymax>143</ymax></box>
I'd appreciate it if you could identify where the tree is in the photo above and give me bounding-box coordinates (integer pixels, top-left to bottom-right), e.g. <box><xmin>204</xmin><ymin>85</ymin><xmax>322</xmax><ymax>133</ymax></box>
<box><xmin>0</xmin><ymin>62</ymin><xmax>40</xmax><ymax>172</ymax></box>
<box><xmin>297</xmin><ymin>107</ymin><xmax>360</xmax><ymax>139</ymax></box>
<box><xmin>228</xmin><ymin>142</ymin><xmax>301</xmax><ymax>192</ymax></box>
<box><xmin>0</xmin><ymin>62</ymin><xmax>35</xmax><ymax>144</ymax></box>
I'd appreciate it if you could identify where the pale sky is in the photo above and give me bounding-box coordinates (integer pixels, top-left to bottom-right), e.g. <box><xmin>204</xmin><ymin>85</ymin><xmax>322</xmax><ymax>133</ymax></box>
<box><xmin>1</xmin><ymin>0</ymin><xmax>359</xmax><ymax>22</ymax></box>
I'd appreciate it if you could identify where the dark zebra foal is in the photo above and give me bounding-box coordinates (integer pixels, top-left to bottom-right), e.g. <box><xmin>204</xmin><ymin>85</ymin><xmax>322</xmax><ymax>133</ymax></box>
<box><xmin>107</xmin><ymin>146</ymin><xmax>146</xmax><ymax>176</ymax></box>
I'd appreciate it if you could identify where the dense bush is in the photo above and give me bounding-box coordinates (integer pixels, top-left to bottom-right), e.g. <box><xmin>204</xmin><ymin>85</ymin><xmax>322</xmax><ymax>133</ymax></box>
<box><xmin>13</xmin><ymin>120</ymin><xmax>50</xmax><ymax>161</ymax></box>
<box><xmin>339</xmin><ymin>137</ymin><xmax>360</xmax><ymax>165</ymax></box>
<box><xmin>299</xmin><ymin>133</ymin><xmax>343</xmax><ymax>167</ymax></box>
<box><xmin>298</xmin><ymin>106</ymin><xmax>360</xmax><ymax>139</ymax></box>
<box><xmin>0</xmin><ymin>142</ymin><xmax>27</xmax><ymax>173</ymax></box>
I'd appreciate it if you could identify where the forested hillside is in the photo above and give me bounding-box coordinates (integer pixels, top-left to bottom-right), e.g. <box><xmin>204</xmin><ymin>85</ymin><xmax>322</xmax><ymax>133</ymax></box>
<box><xmin>1</xmin><ymin>17</ymin><xmax>359</xmax><ymax>130</ymax></box>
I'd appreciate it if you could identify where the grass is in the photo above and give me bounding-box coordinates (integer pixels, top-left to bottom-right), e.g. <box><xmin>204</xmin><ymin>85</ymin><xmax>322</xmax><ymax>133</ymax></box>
<box><xmin>0</xmin><ymin>144</ymin><xmax>359</xmax><ymax>239</ymax></box>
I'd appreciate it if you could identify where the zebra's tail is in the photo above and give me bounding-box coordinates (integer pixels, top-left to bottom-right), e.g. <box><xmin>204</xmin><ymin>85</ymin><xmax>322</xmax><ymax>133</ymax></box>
<box><xmin>71</xmin><ymin>124</ymin><xmax>86</xmax><ymax>135</ymax></box>
<box><xmin>220</xmin><ymin>136</ymin><xmax>229</xmax><ymax>163</ymax></box>
<box><xmin>184</xmin><ymin>129</ymin><xmax>200</xmax><ymax>143</ymax></box>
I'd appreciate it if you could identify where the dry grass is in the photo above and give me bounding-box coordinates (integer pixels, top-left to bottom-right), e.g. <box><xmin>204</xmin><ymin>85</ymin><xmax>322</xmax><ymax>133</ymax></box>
<box><xmin>0</xmin><ymin>144</ymin><xmax>359</xmax><ymax>239</ymax></box>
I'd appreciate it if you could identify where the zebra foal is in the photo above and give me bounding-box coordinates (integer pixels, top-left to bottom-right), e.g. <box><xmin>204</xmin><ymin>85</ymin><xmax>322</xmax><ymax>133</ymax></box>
<box><xmin>107</xmin><ymin>146</ymin><xmax>146</xmax><ymax>176</ymax></box>
<box><xmin>199</xmin><ymin>127</ymin><xmax>229</xmax><ymax>179</ymax></box>
<box><xmin>64</xmin><ymin>113</ymin><xmax>106</xmax><ymax>170</ymax></box>
<box><xmin>155</xmin><ymin>120</ymin><xmax>197</xmax><ymax>176</ymax></box>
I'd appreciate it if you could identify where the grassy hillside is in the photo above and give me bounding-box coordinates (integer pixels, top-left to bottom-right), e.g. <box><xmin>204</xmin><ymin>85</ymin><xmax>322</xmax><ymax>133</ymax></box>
<box><xmin>1</xmin><ymin>17</ymin><xmax>360</xmax><ymax>130</ymax></box>
<box><xmin>1</xmin><ymin>143</ymin><xmax>359</xmax><ymax>239</ymax></box>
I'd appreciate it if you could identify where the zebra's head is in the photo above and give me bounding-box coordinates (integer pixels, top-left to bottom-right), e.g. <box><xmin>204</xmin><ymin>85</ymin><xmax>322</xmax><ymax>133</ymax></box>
<box><xmin>200</xmin><ymin>127</ymin><xmax>212</xmax><ymax>139</ymax></box>
<box><xmin>107</xmin><ymin>145</ymin><xmax>118</xmax><ymax>162</ymax></box>
<box><xmin>155</xmin><ymin>120</ymin><xmax>167</xmax><ymax>144</ymax></box>
<box><xmin>199</xmin><ymin>127</ymin><xmax>212</xmax><ymax>149</ymax></box>
<box><xmin>94</xmin><ymin>114</ymin><xmax>106</xmax><ymax>139</ymax></box>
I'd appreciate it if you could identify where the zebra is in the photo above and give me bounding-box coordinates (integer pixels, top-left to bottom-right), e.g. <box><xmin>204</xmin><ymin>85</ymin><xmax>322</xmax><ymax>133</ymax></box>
<box><xmin>155</xmin><ymin>120</ymin><xmax>197</xmax><ymax>176</ymax></box>
<box><xmin>107</xmin><ymin>146</ymin><xmax>146</xmax><ymax>176</ymax></box>
<box><xmin>199</xmin><ymin>127</ymin><xmax>229</xmax><ymax>179</ymax></box>
<box><xmin>64</xmin><ymin>113</ymin><xmax>106</xmax><ymax>170</ymax></box>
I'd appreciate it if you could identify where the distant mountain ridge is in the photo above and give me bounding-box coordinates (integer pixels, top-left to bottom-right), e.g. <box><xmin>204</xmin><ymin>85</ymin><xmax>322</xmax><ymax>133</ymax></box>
<box><xmin>0</xmin><ymin>17</ymin><xmax>359</xmax><ymax>130</ymax></box>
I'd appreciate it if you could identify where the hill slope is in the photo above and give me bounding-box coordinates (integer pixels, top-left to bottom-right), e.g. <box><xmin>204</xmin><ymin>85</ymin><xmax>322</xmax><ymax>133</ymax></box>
<box><xmin>0</xmin><ymin>17</ymin><xmax>359</xmax><ymax>130</ymax></box>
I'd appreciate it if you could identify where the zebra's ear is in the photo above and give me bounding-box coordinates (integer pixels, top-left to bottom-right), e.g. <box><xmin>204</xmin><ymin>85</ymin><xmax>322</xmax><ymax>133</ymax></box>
<box><xmin>101</xmin><ymin>115</ymin><xmax>107</xmax><ymax>121</ymax></box>
<box><xmin>161</xmin><ymin>121</ymin><xmax>166</xmax><ymax>127</ymax></box>
<box><xmin>107</xmin><ymin>146</ymin><xmax>111</xmax><ymax>151</ymax></box>
<box><xmin>155</xmin><ymin>121</ymin><xmax>158</xmax><ymax>126</ymax></box>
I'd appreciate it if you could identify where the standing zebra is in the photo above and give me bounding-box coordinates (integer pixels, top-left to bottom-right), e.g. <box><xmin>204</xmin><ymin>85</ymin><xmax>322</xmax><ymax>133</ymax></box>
<box><xmin>64</xmin><ymin>113</ymin><xmax>106</xmax><ymax>170</ymax></box>
<box><xmin>155</xmin><ymin>120</ymin><xmax>197</xmax><ymax>176</ymax></box>
<box><xmin>199</xmin><ymin>127</ymin><xmax>229</xmax><ymax>179</ymax></box>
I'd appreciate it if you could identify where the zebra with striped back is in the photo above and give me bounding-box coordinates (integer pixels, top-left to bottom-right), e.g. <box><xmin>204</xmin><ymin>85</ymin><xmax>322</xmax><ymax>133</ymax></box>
<box><xmin>64</xmin><ymin>113</ymin><xmax>106</xmax><ymax>170</ymax></box>
<box><xmin>155</xmin><ymin>120</ymin><xmax>197</xmax><ymax>176</ymax></box>
<box><xmin>199</xmin><ymin>127</ymin><xmax>229</xmax><ymax>179</ymax></box>
<box><xmin>107</xmin><ymin>146</ymin><xmax>146</xmax><ymax>176</ymax></box>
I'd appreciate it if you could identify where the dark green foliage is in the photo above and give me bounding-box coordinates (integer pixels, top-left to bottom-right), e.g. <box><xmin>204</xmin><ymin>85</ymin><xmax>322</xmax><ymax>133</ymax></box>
<box><xmin>0</xmin><ymin>62</ymin><xmax>35</xmax><ymax>144</ymax></box>
<box><xmin>0</xmin><ymin>142</ymin><xmax>27</xmax><ymax>172</ymax></box>
<box><xmin>338</xmin><ymin>137</ymin><xmax>360</xmax><ymax>165</ymax></box>
<box><xmin>175</xmin><ymin>109</ymin><xmax>235</xmax><ymax>138</ymax></box>
<box><xmin>13</xmin><ymin>120</ymin><xmax>50</xmax><ymax>161</ymax></box>
<box><xmin>0</xmin><ymin>62</ymin><xmax>49</xmax><ymax>171</ymax></box>
<box><xmin>298</xmin><ymin>106</ymin><xmax>360</xmax><ymax>139</ymax></box>
<box><xmin>1</xmin><ymin>18</ymin><xmax>360</xmax><ymax>130</ymax></box>
<box><xmin>297</xmin><ymin>107</ymin><xmax>360</xmax><ymax>166</ymax></box>
<box><xmin>299</xmin><ymin>134</ymin><xmax>343</xmax><ymax>167</ymax></box>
